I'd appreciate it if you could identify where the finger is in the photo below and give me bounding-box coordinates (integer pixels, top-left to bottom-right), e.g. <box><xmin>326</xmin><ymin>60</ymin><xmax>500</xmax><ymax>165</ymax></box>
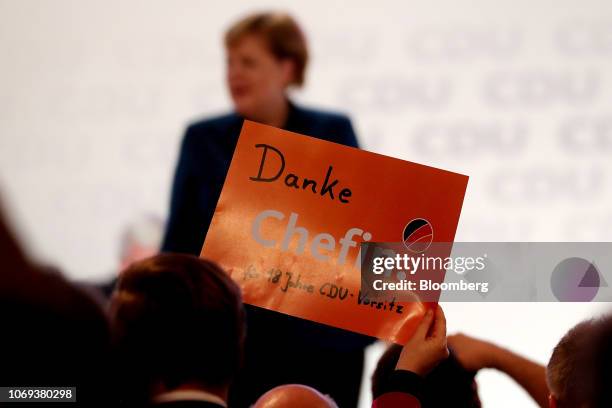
<box><xmin>429</xmin><ymin>305</ymin><xmax>447</xmax><ymax>339</ymax></box>
<box><xmin>413</xmin><ymin>308</ymin><xmax>434</xmax><ymax>340</ymax></box>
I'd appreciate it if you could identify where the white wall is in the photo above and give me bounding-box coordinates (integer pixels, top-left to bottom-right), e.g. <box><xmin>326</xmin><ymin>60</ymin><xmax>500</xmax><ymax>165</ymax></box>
<box><xmin>1</xmin><ymin>1</ymin><xmax>611</xmax><ymax>406</ymax></box>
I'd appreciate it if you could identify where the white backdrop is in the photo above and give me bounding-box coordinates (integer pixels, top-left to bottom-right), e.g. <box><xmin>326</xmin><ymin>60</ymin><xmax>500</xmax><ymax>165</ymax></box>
<box><xmin>1</xmin><ymin>1</ymin><xmax>611</xmax><ymax>406</ymax></box>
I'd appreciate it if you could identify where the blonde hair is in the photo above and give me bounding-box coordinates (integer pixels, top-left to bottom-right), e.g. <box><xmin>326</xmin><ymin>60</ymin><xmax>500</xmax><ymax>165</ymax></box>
<box><xmin>225</xmin><ymin>12</ymin><xmax>309</xmax><ymax>86</ymax></box>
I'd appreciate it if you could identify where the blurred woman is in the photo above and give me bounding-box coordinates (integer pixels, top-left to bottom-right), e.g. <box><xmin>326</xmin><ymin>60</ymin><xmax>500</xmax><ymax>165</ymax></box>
<box><xmin>162</xmin><ymin>12</ymin><xmax>370</xmax><ymax>408</ymax></box>
<box><xmin>163</xmin><ymin>12</ymin><xmax>358</xmax><ymax>255</ymax></box>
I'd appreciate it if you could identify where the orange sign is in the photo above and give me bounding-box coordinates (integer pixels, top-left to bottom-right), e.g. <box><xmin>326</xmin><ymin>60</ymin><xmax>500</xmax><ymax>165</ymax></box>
<box><xmin>201</xmin><ymin>121</ymin><xmax>468</xmax><ymax>343</ymax></box>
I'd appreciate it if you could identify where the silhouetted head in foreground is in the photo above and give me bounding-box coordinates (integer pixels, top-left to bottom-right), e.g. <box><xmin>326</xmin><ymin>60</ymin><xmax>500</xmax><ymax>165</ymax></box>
<box><xmin>372</xmin><ymin>344</ymin><xmax>481</xmax><ymax>408</ymax></box>
<box><xmin>253</xmin><ymin>384</ymin><xmax>338</xmax><ymax>408</ymax></box>
<box><xmin>110</xmin><ymin>253</ymin><xmax>245</xmax><ymax>404</ymax></box>
<box><xmin>0</xmin><ymin>198</ymin><xmax>112</xmax><ymax>405</ymax></box>
<box><xmin>547</xmin><ymin>314</ymin><xmax>612</xmax><ymax>408</ymax></box>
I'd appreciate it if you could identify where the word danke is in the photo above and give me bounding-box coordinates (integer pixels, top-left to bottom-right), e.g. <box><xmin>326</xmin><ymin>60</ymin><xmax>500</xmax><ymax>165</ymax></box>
<box><xmin>249</xmin><ymin>143</ymin><xmax>352</xmax><ymax>204</ymax></box>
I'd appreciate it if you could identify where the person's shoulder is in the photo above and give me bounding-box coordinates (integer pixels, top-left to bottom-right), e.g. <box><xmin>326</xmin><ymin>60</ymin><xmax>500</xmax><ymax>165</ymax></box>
<box><xmin>292</xmin><ymin>103</ymin><xmax>358</xmax><ymax>147</ymax></box>
<box><xmin>294</xmin><ymin>104</ymin><xmax>352</xmax><ymax>126</ymax></box>
<box><xmin>179</xmin><ymin>112</ymin><xmax>243</xmax><ymax>152</ymax></box>
<box><xmin>186</xmin><ymin>112</ymin><xmax>241</xmax><ymax>136</ymax></box>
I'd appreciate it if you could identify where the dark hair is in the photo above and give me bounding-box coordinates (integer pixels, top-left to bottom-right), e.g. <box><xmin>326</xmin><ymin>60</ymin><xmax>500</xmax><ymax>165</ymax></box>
<box><xmin>111</xmin><ymin>254</ymin><xmax>245</xmax><ymax>400</ymax></box>
<box><xmin>547</xmin><ymin>314</ymin><xmax>612</xmax><ymax>408</ymax></box>
<box><xmin>592</xmin><ymin>315</ymin><xmax>612</xmax><ymax>408</ymax></box>
<box><xmin>372</xmin><ymin>344</ymin><xmax>481</xmax><ymax>408</ymax></box>
<box><xmin>225</xmin><ymin>12</ymin><xmax>308</xmax><ymax>86</ymax></box>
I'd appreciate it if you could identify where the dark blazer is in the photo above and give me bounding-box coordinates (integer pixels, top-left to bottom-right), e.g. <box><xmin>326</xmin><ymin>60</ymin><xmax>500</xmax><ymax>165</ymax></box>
<box><xmin>162</xmin><ymin>101</ymin><xmax>359</xmax><ymax>255</ymax></box>
<box><xmin>161</xmin><ymin>102</ymin><xmax>371</xmax><ymax>408</ymax></box>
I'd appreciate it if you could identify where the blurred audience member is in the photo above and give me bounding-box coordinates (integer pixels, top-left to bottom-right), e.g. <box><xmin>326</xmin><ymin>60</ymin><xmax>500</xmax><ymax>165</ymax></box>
<box><xmin>118</xmin><ymin>214</ymin><xmax>164</xmax><ymax>271</ymax></box>
<box><xmin>448</xmin><ymin>314</ymin><xmax>612</xmax><ymax>408</ymax></box>
<box><xmin>253</xmin><ymin>384</ymin><xmax>338</xmax><ymax>408</ymax></box>
<box><xmin>0</xmin><ymin>197</ymin><xmax>113</xmax><ymax>405</ymax></box>
<box><xmin>98</xmin><ymin>214</ymin><xmax>163</xmax><ymax>298</ymax></box>
<box><xmin>449</xmin><ymin>333</ymin><xmax>550</xmax><ymax>408</ymax></box>
<box><xmin>372</xmin><ymin>345</ymin><xmax>480</xmax><ymax>407</ymax></box>
<box><xmin>110</xmin><ymin>254</ymin><xmax>245</xmax><ymax>407</ymax></box>
<box><xmin>547</xmin><ymin>314</ymin><xmax>612</xmax><ymax>408</ymax></box>
<box><xmin>161</xmin><ymin>11</ymin><xmax>370</xmax><ymax>407</ymax></box>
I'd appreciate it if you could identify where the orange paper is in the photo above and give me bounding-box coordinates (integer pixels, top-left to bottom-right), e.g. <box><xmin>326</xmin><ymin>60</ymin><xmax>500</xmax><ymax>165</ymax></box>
<box><xmin>201</xmin><ymin>121</ymin><xmax>468</xmax><ymax>343</ymax></box>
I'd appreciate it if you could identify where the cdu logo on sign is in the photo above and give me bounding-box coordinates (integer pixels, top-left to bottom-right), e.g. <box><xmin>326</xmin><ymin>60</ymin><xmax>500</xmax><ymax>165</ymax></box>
<box><xmin>402</xmin><ymin>218</ymin><xmax>434</xmax><ymax>253</ymax></box>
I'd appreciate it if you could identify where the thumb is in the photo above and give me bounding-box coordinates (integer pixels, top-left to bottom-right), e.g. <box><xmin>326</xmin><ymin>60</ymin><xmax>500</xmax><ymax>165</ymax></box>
<box><xmin>430</xmin><ymin>305</ymin><xmax>447</xmax><ymax>339</ymax></box>
<box><xmin>412</xmin><ymin>308</ymin><xmax>434</xmax><ymax>341</ymax></box>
